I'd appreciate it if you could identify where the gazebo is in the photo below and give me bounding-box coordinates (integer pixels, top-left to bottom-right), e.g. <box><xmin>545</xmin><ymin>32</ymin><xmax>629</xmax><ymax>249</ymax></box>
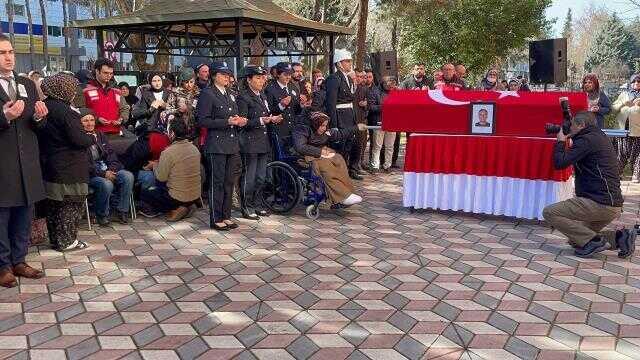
<box><xmin>70</xmin><ymin>0</ymin><xmax>354</xmax><ymax>74</ymax></box>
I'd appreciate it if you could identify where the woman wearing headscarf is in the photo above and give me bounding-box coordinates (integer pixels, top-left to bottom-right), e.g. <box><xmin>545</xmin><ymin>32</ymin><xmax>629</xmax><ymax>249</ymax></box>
<box><xmin>612</xmin><ymin>73</ymin><xmax>640</xmax><ymax>180</ymax></box>
<box><xmin>293</xmin><ymin>112</ymin><xmax>366</xmax><ymax>207</ymax></box>
<box><xmin>479</xmin><ymin>69</ymin><xmax>502</xmax><ymax>91</ymax></box>
<box><xmin>39</xmin><ymin>73</ymin><xmax>95</xmax><ymax>251</ymax></box>
<box><xmin>132</xmin><ymin>72</ymin><xmax>170</xmax><ymax>134</ymax></box>
<box><xmin>160</xmin><ymin>67</ymin><xmax>200</xmax><ymax>138</ymax></box>
<box><xmin>582</xmin><ymin>73</ymin><xmax>610</xmax><ymax>129</ymax></box>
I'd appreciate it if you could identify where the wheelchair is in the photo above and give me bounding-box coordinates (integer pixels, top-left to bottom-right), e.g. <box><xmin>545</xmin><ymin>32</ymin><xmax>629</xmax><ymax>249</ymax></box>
<box><xmin>260</xmin><ymin>131</ymin><xmax>327</xmax><ymax>220</ymax></box>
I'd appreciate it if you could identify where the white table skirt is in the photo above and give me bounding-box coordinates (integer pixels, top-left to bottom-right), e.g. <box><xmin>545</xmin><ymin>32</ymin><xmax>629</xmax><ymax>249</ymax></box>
<box><xmin>403</xmin><ymin>172</ymin><xmax>574</xmax><ymax>220</ymax></box>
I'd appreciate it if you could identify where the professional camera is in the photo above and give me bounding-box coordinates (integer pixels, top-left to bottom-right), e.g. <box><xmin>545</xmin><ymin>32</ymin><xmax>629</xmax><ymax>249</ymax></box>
<box><xmin>544</xmin><ymin>97</ymin><xmax>572</xmax><ymax>135</ymax></box>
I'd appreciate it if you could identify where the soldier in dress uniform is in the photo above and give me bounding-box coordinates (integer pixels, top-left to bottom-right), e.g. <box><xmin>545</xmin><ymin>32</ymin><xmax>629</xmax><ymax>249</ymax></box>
<box><xmin>265</xmin><ymin>62</ymin><xmax>302</xmax><ymax>150</ymax></box>
<box><xmin>324</xmin><ymin>49</ymin><xmax>365</xmax><ymax>180</ymax></box>
<box><xmin>237</xmin><ymin>65</ymin><xmax>282</xmax><ymax>220</ymax></box>
<box><xmin>196</xmin><ymin>61</ymin><xmax>248</xmax><ymax>231</ymax></box>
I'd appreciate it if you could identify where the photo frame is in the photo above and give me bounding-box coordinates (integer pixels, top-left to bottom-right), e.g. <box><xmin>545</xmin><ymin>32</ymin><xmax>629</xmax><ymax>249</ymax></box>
<box><xmin>469</xmin><ymin>102</ymin><xmax>496</xmax><ymax>135</ymax></box>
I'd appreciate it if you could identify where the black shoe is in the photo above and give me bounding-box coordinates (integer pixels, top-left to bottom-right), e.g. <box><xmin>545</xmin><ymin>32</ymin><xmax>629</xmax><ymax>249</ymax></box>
<box><xmin>243</xmin><ymin>212</ymin><xmax>260</xmax><ymax>221</ymax></box>
<box><xmin>257</xmin><ymin>209</ymin><xmax>270</xmax><ymax>217</ymax></box>
<box><xmin>575</xmin><ymin>237</ymin><xmax>610</xmax><ymax>258</ymax></box>
<box><xmin>369</xmin><ymin>168</ymin><xmax>380</xmax><ymax>174</ymax></box>
<box><xmin>382</xmin><ymin>167</ymin><xmax>392</xmax><ymax>174</ymax></box>
<box><xmin>96</xmin><ymin>216</ymin><xmax>111</xmax><ymax>227</ymax></box>
<box><xmin>618</xmin><ymin>229</ymin><xmax>637</xmax><ymax>259</ymax></box>
<box><xmin>224</xmin><ymin>221</ymin><xmax>239</xmax><ymax>229</ymax></box>
<box><xmin>211</xmin><ymin>222</ymin><xmax>229</xmax><ymax>231</ymax></box>
<box><xmin>116</xmin><ymin>212</ymin><xmax>129</xmax><ymax>225</ymax></box>
<box><xmin>391</xmin><ymin>163</ymin><xmax>401</xmax><ymax>169</ymax></box>
<box><xmin>355</xmin><ymin>168</ymin><xmax>368</xmax><ymax>176</ymax></box>
<box><xmin>349</xmin><ymin>170</ymin><xmax>364</xmax><ymax>180</ymax></box>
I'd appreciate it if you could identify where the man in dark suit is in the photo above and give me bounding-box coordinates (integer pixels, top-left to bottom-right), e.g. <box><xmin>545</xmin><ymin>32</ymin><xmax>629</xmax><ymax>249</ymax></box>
<box><xmin>0</xmin><ymin>34</ymin><xmax>49</xmax><ymax>287</ymax></box>
<box><xmin>264</xmin><ymin>62</ymin><xmax>302</xmax><ymax>149</ymax></box>
<box><xmin>324</xmin><ymin>49</ymin><xmax>366</xmax><ymax>180</ymax></box>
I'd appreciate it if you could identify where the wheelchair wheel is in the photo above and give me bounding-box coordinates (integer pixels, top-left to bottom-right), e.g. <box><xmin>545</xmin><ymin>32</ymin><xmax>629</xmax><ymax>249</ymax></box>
<box><xmin>261</xmin><ymin>161</ymin><xmax>301</xmax><ymax>214</ymax></box>
<box><xmin>306</xmin><ymin>204</ymin><xmax>320</xmax><ymax>220</ymax></box>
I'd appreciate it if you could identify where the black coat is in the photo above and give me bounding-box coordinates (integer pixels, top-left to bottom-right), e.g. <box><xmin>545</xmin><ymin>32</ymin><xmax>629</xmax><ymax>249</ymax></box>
<box><xmin>196</xmin><ymin>85</ymin><xmax>240</xmax><ymax>155</ymax></box>
<box><xmin>88</xmin><ymin>131</ymin><xmax>124</xmax><ymax>178</ymax></box>
<box><xmin>39</xmin><ymin>98</ymin><xmax>95</xmax><ymax>185</ymax></box>
<box><xmin>120</xmin><ymin>135</ymin><xmax>151</xmax><ymax>174</ymax></box>
<box><xmin>132</xmin><ymin>89</ymin><xmax>170</xmax><ymax>133</ymax></box>
<box><xmin>0</xmin><ymin>74</ymin><xmax>46</xmax><ymax>207</ymax></box>
<box><xmin>265</xmin><ymin>81</ymin><xmax>301</xmax><ymax>140</ymax></box>
<box><xmin>367</xmin><ymin>85</ymin><xmax>388</xmax><ymax>126</ymax></box>
<box><xmin>237</xmin><ymin>89</ymin><xmax>271</xmax><ymax>154</ymax></box>
<box><xmin>553</xmin><ymin>125</ymin><xmax>623</xmax><ymax>207</ymax></box>
<box><xmin>293</xmin><ymin>123</ymin><xmax>356</xmax><ymax>158</ymax></box>
<box><xmin>324</xmin><ymin>71</ymin><xmax>356</xmax><ymax>129</ymax></box>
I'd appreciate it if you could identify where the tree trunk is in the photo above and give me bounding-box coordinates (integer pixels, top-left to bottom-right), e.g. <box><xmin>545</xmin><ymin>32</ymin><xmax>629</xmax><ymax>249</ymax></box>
<box><xmin>355</xmin><ymin>0</ymin><xmax>369</xmax><ymax>68</ymax></box>
<box><xmin>7</xmin><ymin>0</ymin><xmax>15</xmax><ymax>45</ymax></box>
<box><xmin>62</xmin><ymin>0</ymin><xmax>70</xmax><ymax>70</ymax></box>
<box><xmin>38</xmin><ymin>0</ymin><xmax>50</xmax><ymax>70</ymax></box>
<box><xmin>391</xmin><ymin>17</ymin><xmax>398</xmax><ymax>51</ymax></box>
<box><xmin>25</xmin><ymin>0</ymin><xmax>35</xmax><ymax>70</ymax></box>
<box><xmin>312</xmin><ymin>0</ymin><xmax>323</xmax><ymax>21</ymax></box>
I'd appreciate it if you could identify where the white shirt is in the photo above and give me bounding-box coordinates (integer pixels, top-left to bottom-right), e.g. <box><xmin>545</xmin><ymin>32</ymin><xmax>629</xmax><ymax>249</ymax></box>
<box><xmin>341</xmin><ymin>71</ymin><xmax>354</xmax><ymax>94</ymax></box>
<box><xmin>215</xmin><ymin>84</ymin><xmax>227</xmax><ymax>96</ymax></box>
<box><xmin>152</xmin><ymin>91</ymin><xmax>163</xmax><ymax>101</ymax></box>
<box><xmin>0</xmin><ymin>72</ymin><xmax>15</xmax><ymax>99</ymax></box>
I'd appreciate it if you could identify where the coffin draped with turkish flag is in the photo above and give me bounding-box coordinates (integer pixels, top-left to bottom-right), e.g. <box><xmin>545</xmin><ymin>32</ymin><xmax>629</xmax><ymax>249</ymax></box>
<box><xmin>382</xmin><ymin>90</ymin><xmax>587</xmax><ymax>220</ymax></box>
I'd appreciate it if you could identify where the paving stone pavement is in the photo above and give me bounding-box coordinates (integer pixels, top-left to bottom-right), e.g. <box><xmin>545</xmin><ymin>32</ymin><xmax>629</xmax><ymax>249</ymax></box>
<box><xmin>1</xmin><ymin>172</ymin><xmax>640</xmax><ymax>360</ymax></box>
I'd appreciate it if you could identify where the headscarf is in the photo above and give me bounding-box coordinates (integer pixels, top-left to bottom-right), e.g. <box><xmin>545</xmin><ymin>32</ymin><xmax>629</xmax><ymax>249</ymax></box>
<box><xmin>147</xmin><ymin>72</ymin><xmax>165</xmax><ymax>93</ymax></box>
<box><xmin>480</xmin><ymin>69</ymin><xmax>500</xmax><ymax>91</ymax></box>
<box><xmin>629</xmin><ymin>74</ymin><xmax>640</xmax><ymax>100</ymax></box>
<box><xmin>309</xmin><ymin>111</ymin><xmax>330</xmax><ymax>132</ymax></box>
<box><xmin>42</xmin><ymin>73</ymin><xmax>79</xmax><ymax>104</ymax></box>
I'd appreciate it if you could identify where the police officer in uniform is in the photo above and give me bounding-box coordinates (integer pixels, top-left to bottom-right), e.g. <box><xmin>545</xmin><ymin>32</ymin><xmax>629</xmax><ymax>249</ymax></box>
<box><xmin>237</xmin><ymin>65</ymin><xmax>281</xmax><ymax>220</ymax></box>
<box><xmin>196</xmin><ymin>61</ymin><xmax>248</xmax><ymax>231</ymax></box>
<box><xmin>265</xmin><ymin>62</ymin><xmax>302</xmax><ymax>150</ymax></box>
<box><xmin>324</xmin><ymin>49</ymin><xmax>364</xmax><ymax>180</ymax></box>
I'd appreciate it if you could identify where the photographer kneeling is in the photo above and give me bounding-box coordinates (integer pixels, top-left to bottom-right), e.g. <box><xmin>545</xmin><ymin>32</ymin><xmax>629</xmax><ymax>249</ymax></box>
<box><xmin>543</xmin><ymin>111</ymin><xmax>636</xmax><ymax>258</ymax></box>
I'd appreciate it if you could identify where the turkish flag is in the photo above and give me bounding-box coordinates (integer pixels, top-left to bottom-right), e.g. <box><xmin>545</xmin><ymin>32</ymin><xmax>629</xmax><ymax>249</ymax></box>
<box><xmin>382</xmin><ymin>90</ymin><xmax>588</xmax><ymax>137</ymax></box>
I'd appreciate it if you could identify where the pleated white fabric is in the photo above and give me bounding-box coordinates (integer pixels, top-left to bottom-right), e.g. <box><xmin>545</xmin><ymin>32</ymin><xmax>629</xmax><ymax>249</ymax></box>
<box><xmin>403</xmin><ymin>172</ymin><xmax>574</xmax><ymax>220</ymax></box>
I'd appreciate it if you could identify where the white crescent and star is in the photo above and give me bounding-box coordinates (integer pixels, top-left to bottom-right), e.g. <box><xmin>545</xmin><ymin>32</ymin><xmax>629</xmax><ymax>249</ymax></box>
<box><xmin>427</xmin><ymin>89</ymin><xmax>520</xmax><ymax>105</ymax></box>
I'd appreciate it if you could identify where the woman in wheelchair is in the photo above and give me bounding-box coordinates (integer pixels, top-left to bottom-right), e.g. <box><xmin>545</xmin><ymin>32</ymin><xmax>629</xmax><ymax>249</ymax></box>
<box><xmin>293</xmin><ymin>112</ymin><xmax>366</xmax><ymax>207</ymax></box>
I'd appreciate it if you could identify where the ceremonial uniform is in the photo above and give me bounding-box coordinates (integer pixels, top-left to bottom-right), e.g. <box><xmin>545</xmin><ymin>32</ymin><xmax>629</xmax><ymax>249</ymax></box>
<box><xmin>265</xmin><ymin>62</ymin><xmax>302</xmax><ymax>146</ymax></box>
<box><xmin>237</xmin><ymin>65</ymin><xmax>271</xmax><ymax>219</ymax></box>
<box><xmin>324</xmin><ymin>66</ymin><xmax>361</xmax><ymax>175</ymax></box>
<box><xmin>196</xmin><ymin>62</ymin><xmax>242</xmax><ymax>228</ymax></box>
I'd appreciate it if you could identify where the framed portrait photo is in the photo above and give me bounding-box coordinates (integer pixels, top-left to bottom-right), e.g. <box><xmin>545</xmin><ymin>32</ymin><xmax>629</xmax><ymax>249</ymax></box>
<box><xmin>469</xmin><ymin>102</ymin><xmax>496</xmax><ymax>135</ymax></box>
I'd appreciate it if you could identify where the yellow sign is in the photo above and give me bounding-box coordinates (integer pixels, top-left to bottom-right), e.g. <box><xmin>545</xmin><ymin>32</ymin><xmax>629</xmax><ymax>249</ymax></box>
<box><xmin>13</xmin><ymin>35</ymin><xmax>62</xmax><ymax>56</ymax></box>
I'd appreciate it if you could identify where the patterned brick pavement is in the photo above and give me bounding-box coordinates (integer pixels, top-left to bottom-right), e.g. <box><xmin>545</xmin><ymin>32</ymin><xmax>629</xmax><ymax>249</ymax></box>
<box><xmin>1</xmin><ymin>172</ymin><xmax>639</xmax><ymax>360</ymax></box>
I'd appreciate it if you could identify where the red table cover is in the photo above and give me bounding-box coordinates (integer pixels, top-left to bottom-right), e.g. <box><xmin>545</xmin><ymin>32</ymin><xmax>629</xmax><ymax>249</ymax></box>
<box><xmin>382</xmin><ymin>90</ymin><xmax>588</xmax><ymax>137</ymax></box>
<box><xmin>404</xmin><ymin>134</ymin><xmax>573</xmax><ymax>182</ymax></box>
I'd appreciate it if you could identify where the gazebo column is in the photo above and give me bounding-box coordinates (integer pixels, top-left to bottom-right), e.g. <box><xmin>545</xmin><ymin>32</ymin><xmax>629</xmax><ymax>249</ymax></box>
<box><xmin>96</xmin><ymin>29</ymin><xmax>105</xmax><ymax>58</ymax></box>
<box><xmin>328</xmin><ymin>34</ymin><xmax>335</xmax><ymax>74</ymax></box>
<box><xmin>235</xmin><ymin>19</ymin><xmax>244</xmax><ymax>75</ymax></box>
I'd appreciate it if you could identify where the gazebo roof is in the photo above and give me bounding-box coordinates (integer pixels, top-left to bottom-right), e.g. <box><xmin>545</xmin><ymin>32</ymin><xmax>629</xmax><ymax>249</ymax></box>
<box><xmin>70</xmin><ymin>0</ymin><xmax>354</xmax><ymax>35</ymax></box>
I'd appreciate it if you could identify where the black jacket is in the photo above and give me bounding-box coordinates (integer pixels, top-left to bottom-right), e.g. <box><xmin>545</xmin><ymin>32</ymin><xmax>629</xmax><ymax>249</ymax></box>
<box><xmin>88</xmin><ymin>131</ymin><xmax>124</xmax><ymax>178</ymax></box>
<box><xmin>132</xmin><ymin>89</ymin><xmax>170</xmax><ymax>134</ymax></box>
<box><xmin>237</xmin><ymin>89</ymin><xmax>271</xmax><ymax>154</ymax></box>
<box><xmin>39</xmin><ymin>98</ymin><xmax>95</xmax><ymax>185</ymax></box>
<box><xmin>324</xmin><ymin>71</ymin><xmax>356</xmax><ymax>129</ymax></box>
<box><xmin>293</xmin><ymin>123</ymin><xmax>356</xmax><ymax>158</ymax></box>
<box><xmin>265</xmin><ymin>81</ymin><xmax>301</xmax><ymax>140</ymax></box>
<box><xmin>367</xmin><ymin>85</ymin><xmax>388</xmax><ymax>126</ymax></box>
<box><xmin>121</xmin><ymin>135</ymin><xmax>151</xmax><ymax>174</ymax></box>
<box><xmin>553</xmin><ymin>125</ymin><xmax>623</xmax><ymax>207</ymax></box>
<box><xmin>196</xmin><ymin>85</ymin><xmax>240</xmax><ymax>155</ymax></box>
<box><xmin>0</xmin><ymin>74</ymin><xmax>46</xmax><ymax>207</ymax></box>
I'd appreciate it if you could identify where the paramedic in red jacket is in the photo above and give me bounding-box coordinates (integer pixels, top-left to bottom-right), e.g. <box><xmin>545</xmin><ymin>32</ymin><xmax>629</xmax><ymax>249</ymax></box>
<box><xmin>83</xmin><ymin>58</ymin><xmax>129</xmax><ymax>136</ymax></box>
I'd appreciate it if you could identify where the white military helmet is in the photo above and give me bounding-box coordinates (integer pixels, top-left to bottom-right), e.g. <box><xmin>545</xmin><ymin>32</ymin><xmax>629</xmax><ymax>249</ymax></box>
<box><xmin>333</xmin><ymin>49</ymin><xmax>353</xmax><ymax>64</ymax></box>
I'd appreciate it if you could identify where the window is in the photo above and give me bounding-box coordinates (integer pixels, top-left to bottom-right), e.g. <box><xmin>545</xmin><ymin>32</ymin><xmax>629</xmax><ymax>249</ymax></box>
<box><xmin>47</xmin><ymin>26</ymin><xmax>62</xmax><ymax>37</ymax></box>
<box><xmin>6</xmin><ymin>4</ymin><xmax>26</xmax><ymax>16</ymax></box>
<box><xmin>82</xmin><ymin>29</ymin><xmax>94</xmax><ymax>40</ymax></box>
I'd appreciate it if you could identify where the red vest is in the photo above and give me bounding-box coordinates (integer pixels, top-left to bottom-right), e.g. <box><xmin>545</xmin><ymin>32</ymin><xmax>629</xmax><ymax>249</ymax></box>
<box><xmin>84</xmin><ymin>80</ymin><xmax>122</xmax><ymax>134</ymax></box>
